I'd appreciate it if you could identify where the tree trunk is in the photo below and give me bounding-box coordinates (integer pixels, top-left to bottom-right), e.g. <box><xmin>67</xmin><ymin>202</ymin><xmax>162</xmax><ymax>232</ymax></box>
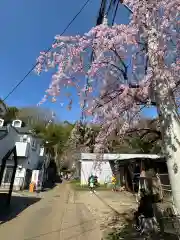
<box><xmin>155</xmin><ymin>88</ymin><xmax>180</xmax><ymax>214</ymax></box>
<box><xmin>148</xmin><ymin>25</ymin><xmax>180</xmax><ymax>213</ymax></box>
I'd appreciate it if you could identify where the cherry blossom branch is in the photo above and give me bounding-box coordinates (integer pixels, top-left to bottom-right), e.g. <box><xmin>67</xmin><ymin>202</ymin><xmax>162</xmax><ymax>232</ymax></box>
<box><xmin>126</xmin><ymin>128</ymin><xmax>160</xmax><ymax>136</ymax></box>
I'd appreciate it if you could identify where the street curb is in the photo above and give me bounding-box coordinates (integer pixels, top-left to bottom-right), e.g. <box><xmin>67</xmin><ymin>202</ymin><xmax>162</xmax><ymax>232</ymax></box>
<box><xmin>12</xmin><ymin>191</ymin><xmax>42</xmax><ymax>198</ymax></box>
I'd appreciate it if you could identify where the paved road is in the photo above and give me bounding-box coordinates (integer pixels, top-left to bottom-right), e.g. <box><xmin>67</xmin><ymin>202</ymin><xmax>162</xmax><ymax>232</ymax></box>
<box><xmin>0</xmin><ymin>183</ymin><xmax>101</xmax><ymax>240</ymax></box>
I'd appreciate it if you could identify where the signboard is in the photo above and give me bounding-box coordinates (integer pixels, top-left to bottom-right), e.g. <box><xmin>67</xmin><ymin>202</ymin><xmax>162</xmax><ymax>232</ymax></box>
<box><xmin>31</xmin><ymin>170</ymin><xmax>39</xmax><ymax>183</ymax></box>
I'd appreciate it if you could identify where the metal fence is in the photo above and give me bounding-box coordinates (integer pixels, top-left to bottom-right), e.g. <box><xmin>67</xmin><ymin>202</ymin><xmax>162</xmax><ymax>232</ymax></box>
<box><xmin>157</xmin><ymin>174</ymin><xmax>180</xmax><ymax>237</ymax></box>
<box><xmin>134</xmin><ymin>173</ymin><xmax>180</xmax><ymax>237</ymax></box>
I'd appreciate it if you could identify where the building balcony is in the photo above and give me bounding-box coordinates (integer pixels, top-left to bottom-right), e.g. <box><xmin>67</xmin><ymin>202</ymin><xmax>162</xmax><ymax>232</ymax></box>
<box><xmin>15</xmin><ymin>142</ymin><xmax>30</xmax><ymax>157</ymax></box>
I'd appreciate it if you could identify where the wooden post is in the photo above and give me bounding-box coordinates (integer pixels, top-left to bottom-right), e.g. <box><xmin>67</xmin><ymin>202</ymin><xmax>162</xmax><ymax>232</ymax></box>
<box><xmin>7</xmin><ymin>146</ymin><xmax>17</xmax><ymax>206</ymax></box>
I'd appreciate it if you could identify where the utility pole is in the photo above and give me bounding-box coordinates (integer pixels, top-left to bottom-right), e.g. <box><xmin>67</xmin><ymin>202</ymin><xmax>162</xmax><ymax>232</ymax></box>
<box><xmin>97</xmin><ymin>0</ymin><xmax>119</xmax><ymax>26</ymax></box>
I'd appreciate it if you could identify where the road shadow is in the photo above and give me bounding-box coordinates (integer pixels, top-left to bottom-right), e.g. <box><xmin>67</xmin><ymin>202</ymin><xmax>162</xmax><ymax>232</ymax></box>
<box><xmin>103</xmin><ymin>208</ymin><xmax>179</xmax><ymax>240</ymax></box>
<box><xmin>42</xmin><ymin>177</ymin><xmax>63</xmax><ymax>192</ymax></box>
<box><xmin>94</xmin><ymin>193</ymin><xmax>179</xmax><ymax>239</ymax></box>
<box><xmin>105</xmin><ymin>221</ymin><xmax>179</xmax><ymax>240</ymax></box>
<box><xmin>42</xmin><ymin>182</ymin><xmax>57</xmax><ymax>192</ymax></box>
<box><xmin>0</xmin><ymin>193</ymin><xmax>41</xmax><ymax>225</ymax></box>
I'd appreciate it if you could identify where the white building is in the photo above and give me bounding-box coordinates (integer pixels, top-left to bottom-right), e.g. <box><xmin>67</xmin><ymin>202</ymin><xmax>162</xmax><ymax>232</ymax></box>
<box><xmin>80</xmin><ymin>153</ymin><xmax>161</xmax><ymax>185</ymax></box>
<box><xmin>0</xmin><ymin>119</ymin><xmax>50</xmax><ymax>191</ymax></box>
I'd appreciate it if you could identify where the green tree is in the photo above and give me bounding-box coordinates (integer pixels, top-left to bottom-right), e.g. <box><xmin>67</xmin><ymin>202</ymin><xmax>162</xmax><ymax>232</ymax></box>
<box><xmin>68</xmin><ymin>122</ymin><xmax>100</xmax><ymax>153</ymax></box>
<box><xmin>33</xmin><ymin>122</ymin><xmax>74</xmax><ymax>172</ymax></box>
<box><xmin>1</xmin><ymin>104</ymin><xmax>54</xmax><ymax>127</ymax></box>
<box><xmin>0</xmin><ymin>99</ymin><xmax>7</xmax><ymax>117</ymax></box>
<box><xmin>108</xmin><ymin>118</ymin><xmax>161</xmax><ymax>154</ymax></box>
<box><xmin>3</xmin><ymin>106</ymin><xmax>19</xmax><ymax>123</ymax></box>
<box><xmin>18</xmin><ymin>107</ymin><xmax>54</xmax><ymax>126</ymax></box>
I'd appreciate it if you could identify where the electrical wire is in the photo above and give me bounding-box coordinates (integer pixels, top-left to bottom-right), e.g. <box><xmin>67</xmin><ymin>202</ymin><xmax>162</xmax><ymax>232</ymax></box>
<box><xmin>3</xmin><ymin>0</ymin><xmax>91</xmax><ymax>102</ymax></box>
<box><xmin>79</xmin><ymin>1</ymin><xmax>120</xmax><ymax>179</ymax></box>
<box><xmin>106</xmin><ymin>0</ymin><xmax>119</xmax><ymax>25</ymax></box>
<box><xmin>106</xmin><ymin>0</ymin><xmax>114</xmax><ymax>16</ymax></box>
<box><xmin>81</xmin><ymin>0</ymin><xmax>109</xmax><ymax>122</ymax></box>
<box><xmin>112</xmin><ymin>0</ymin><xmax>119</xmax><ymax>24</ymax></box>
<box><xmin>81</xmin><ymin>0</ymin><xmax>120</xmax><ymax>122</ymax></box>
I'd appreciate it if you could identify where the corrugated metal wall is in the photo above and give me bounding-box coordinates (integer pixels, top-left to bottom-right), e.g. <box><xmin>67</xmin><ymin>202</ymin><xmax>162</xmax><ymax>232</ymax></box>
<box><xmin>81</xmin><ymin>160</ymin><xmax>113</xmax><ymax>185</ymax></box>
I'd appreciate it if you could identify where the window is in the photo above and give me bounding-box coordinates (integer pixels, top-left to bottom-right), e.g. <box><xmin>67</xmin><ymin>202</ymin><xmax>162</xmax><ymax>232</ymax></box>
<box><xmin>0</xmin><ymin>119</ymin><xmax>4</xmax><ymax>127</ymax></box>
<box><xmin>13</xmin><ymin>120</ymin><xmax>22</xmax><ymax>128</ymax></box>
<box><xmin>20</xmin><ymin>136</ymin><xmax>27</xmax><ymax>143</ymax></box>
<box><xmin>31</xmin><ymin>139</ymin><xmax>37</xmax><ymax>149</ymax></box>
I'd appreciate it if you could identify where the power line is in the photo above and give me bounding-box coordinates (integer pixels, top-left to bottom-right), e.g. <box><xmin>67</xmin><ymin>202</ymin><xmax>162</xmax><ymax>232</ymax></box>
<box><xmin>81</xmin><ymin>0</ymin><xmax>119</xmax><ymax>122</ymax></box>
<box><xmin>106</xmin><ymin>0</ymin><xmax>119</xmax><ymax>25</ymax></box>
<box><xmin>3</xmin><ymin>0</ymin><xmax>91</xmax><ymax>102</ymax></box>
<box><xmin>112</xmin><ymin>0</ymin><xmax>119</xmax><ymax>24</ymax></box>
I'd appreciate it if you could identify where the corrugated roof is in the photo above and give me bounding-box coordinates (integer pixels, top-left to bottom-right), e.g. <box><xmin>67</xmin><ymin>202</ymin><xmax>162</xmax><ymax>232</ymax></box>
<box><xmin>81</xmin><ymin>153</ymin><xmax>162</xmax><ymax>161</ymax></box>
<box><xmin>0</xmin><ymin>126</ymin><xmax>32</xmax><ymax>134</ymax></box>
<box><xmin>14</xmin><ymin>127</ymin><xmax>32</xmax><ymax>134</ymax></box>
<box><xmin>0</xmin><ymin>126</ymin><xmax>7</xmax><ymax>131</ymax></box>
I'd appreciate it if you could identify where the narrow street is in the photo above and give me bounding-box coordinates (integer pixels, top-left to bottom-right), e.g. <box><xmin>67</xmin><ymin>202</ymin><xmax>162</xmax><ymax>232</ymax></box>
<box><xmin>0</xmin><ymin>183</ymin><xmax>101</xmax><ymax>240</ymax></box>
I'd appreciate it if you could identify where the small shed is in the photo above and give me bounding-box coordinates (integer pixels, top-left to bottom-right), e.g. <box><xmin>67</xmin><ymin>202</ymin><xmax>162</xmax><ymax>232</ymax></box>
<box><xmin>80</xmin><ymin>153</ymin><xmax>163</xmax><ymax>186</ymax></box>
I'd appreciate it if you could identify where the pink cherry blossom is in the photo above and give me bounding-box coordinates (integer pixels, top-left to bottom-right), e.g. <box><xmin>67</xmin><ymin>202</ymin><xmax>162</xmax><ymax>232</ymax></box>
<box><xmin>35</xmin><ymin>0</ymin><xmax>179</xmax><ymax>152</ymax></box>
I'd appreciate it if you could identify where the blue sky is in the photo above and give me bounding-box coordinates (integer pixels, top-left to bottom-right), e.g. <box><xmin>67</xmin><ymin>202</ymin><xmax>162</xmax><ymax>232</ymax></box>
<box><xmin>0</xmin><ymin>0</ymin><xmax>157</xmax><ymax>122</ymax></box>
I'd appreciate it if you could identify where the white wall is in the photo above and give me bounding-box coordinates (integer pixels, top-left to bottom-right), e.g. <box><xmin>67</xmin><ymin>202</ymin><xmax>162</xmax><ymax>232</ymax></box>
<box><xmin>80</xmin><ymin>160</ymin><xmax>113</xmax><ymax>185</ymax></box>
<box><xmin>16</xmin><ymin>135</ymin><xmax>42</xmax><ymax>170</ymax></box>
<box><xmin>13</xmin><ymin>137</ymin><xmax>43</xmax><ymax>189</ymax></box>
<box><xmin>15</xmin><ymin>142</ymin><xmax>30</xmax><ymax>157</ymax></box>
<box><xmin>14</xmin><ymin>167</ymin><xmax>26</xmax><ymax>190</ymax></box>
<box><xmin>39</xmin><ymin>147</ymin><xmax>44</xmax><ymax>156</ymax></box>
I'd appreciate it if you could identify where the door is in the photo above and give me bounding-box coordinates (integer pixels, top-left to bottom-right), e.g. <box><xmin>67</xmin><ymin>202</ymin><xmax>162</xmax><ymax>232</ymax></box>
<box><xmin>4</xmin><ymin>166</ymin><xmax>14</xmax><ymax>184</ymax></box>
<box><xmin>24</xmin><ymin>169</ymin><xmax>32</xmax><ymax>189</ymax></box>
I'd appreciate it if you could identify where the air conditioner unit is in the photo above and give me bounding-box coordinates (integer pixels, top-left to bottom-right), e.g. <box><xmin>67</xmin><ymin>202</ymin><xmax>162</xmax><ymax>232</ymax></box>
<box><xmin>0</xmin><ymin>118</ymin><xmax>4</xmax><ymax>127</ymax></box>
<box><xmin>12</xmin><ymin>120</ymin><xmax>22</xmax><ymax>128</ymax></box>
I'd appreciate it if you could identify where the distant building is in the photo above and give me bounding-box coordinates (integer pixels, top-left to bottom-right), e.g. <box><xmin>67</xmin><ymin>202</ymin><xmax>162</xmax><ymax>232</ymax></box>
<box><xmin>79</xmin><ymin>153</ymin><xmax>166</xmax><ymax>190</ymax></box>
